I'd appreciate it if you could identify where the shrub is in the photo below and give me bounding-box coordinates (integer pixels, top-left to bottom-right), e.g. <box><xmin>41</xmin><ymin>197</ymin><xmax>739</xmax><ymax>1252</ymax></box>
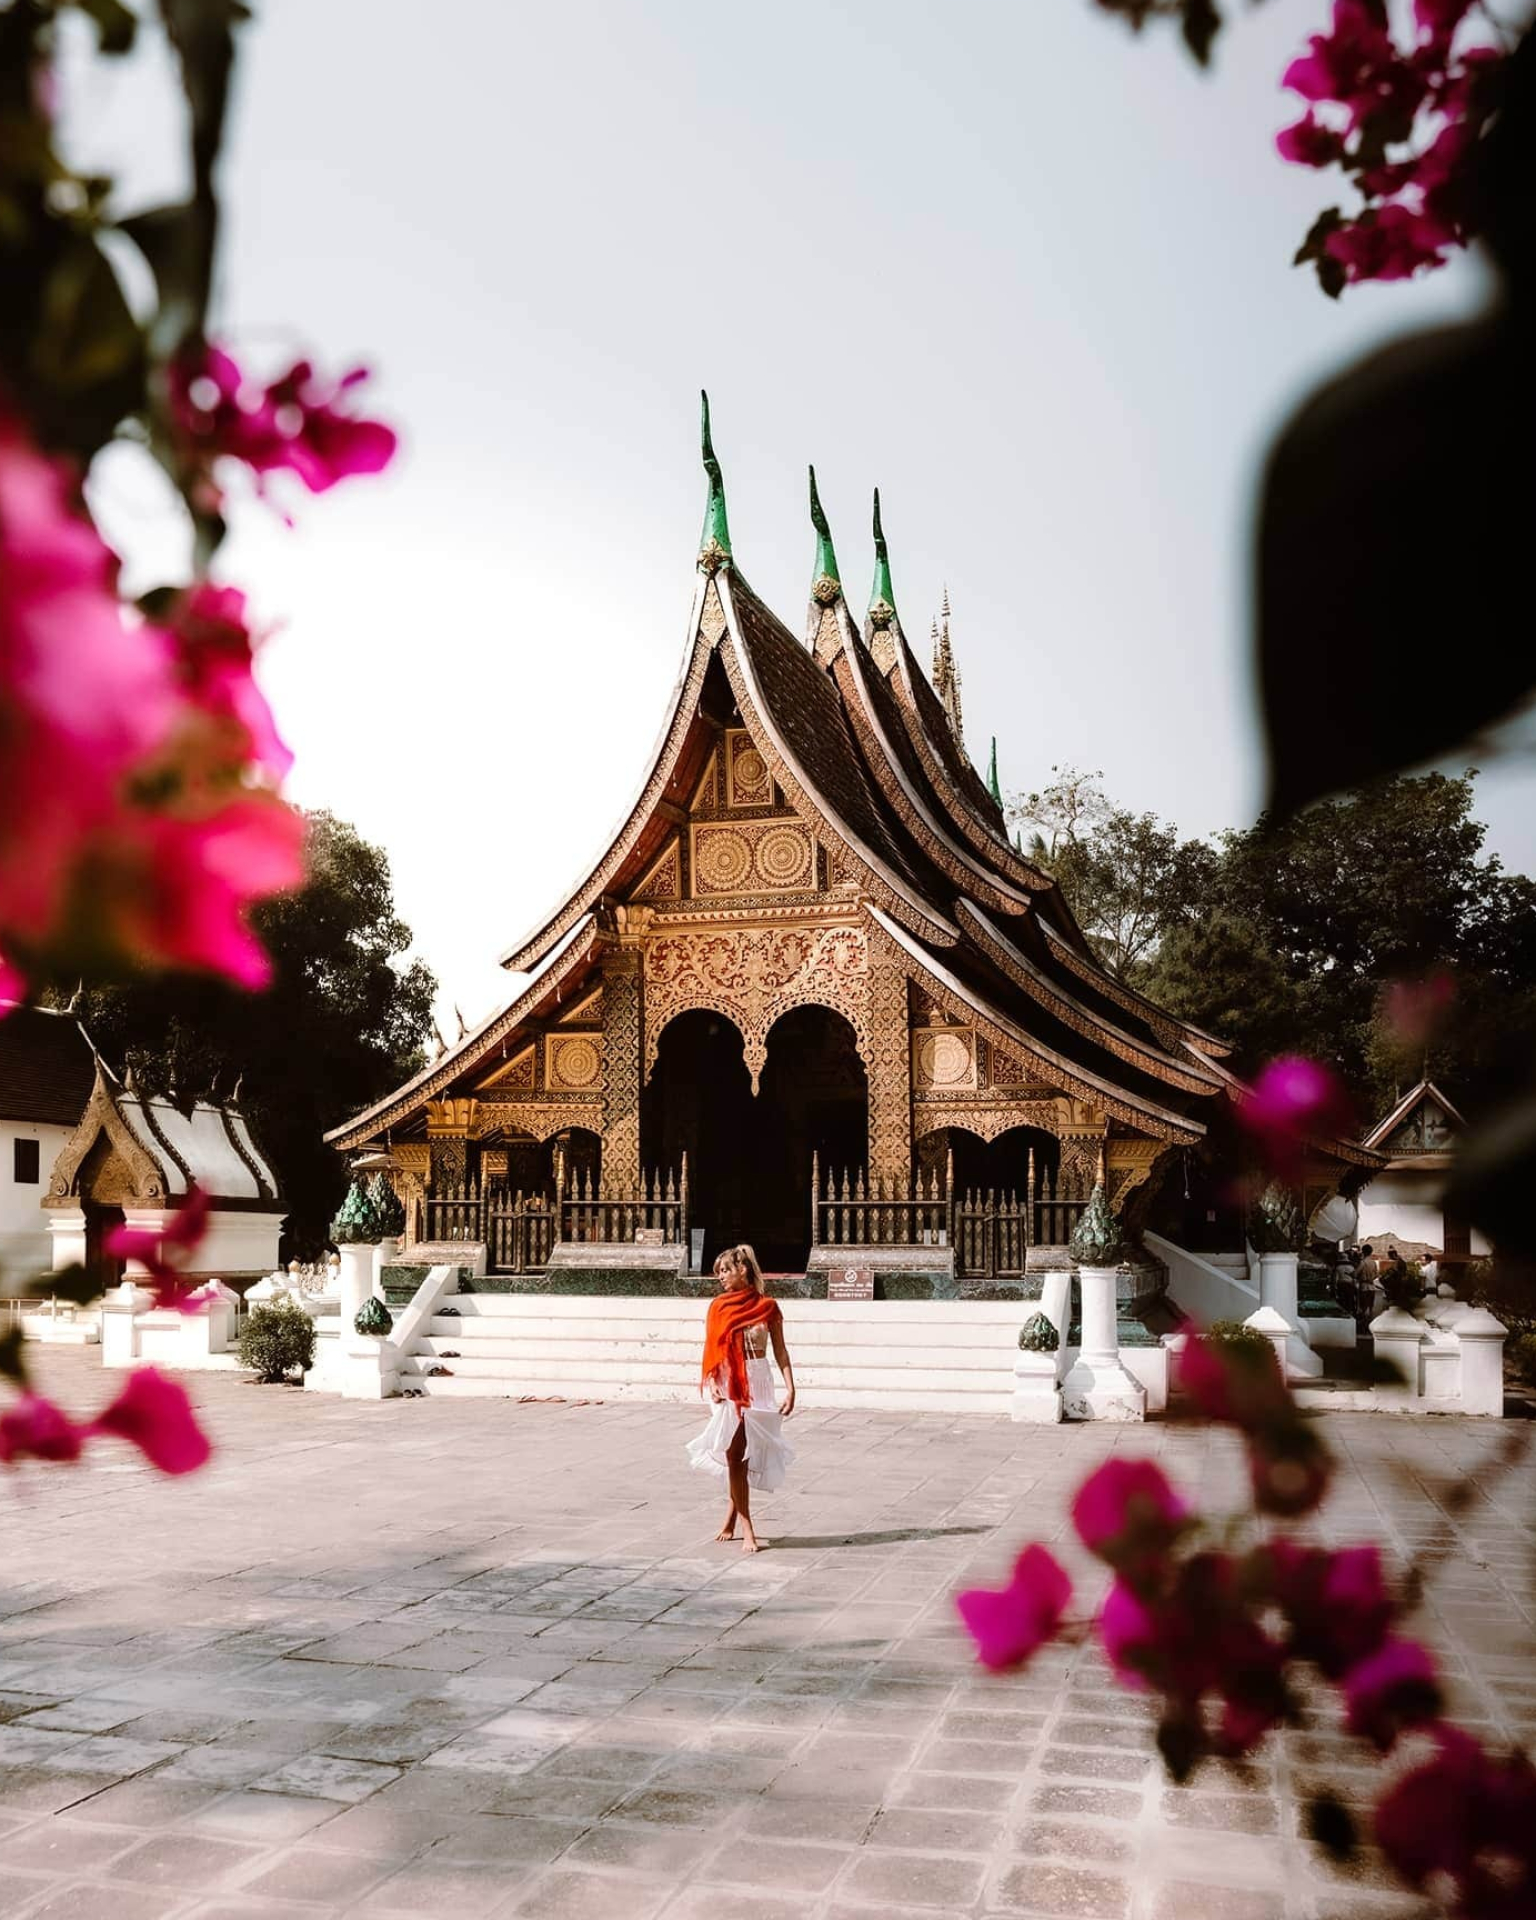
<box><xmin>1509</xmin><ymin>1331</ymin><xmax>1536</xmax><ymax>1384</ymax></box>
<box><xmin>1205</xmin><ymin>1319</ymin><xmax>1275</xmax><ymax>1355</ymax></box>
<box><xmin>237</xmin><ymin>1299</ymin><xmax>317</xmax><ymax>1382</ymax></box>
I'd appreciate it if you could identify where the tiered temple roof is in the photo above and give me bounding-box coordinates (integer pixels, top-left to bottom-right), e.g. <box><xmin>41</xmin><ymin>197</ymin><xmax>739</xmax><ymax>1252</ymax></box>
<box><xmin>331</xmin><ymin>398</ymin><xmax>1233</xmax><ymax>1156</ymax></box>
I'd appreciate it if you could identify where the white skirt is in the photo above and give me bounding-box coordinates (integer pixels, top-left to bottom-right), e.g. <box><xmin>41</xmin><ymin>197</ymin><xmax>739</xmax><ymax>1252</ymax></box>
<box><xmin>686</xmin><ymin>1355</ymin><xmax>794</xmax><ymax>1493</ymax></box>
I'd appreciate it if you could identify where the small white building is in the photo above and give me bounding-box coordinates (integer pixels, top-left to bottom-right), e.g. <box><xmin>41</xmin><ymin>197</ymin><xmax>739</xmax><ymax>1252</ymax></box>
<box><xmin>44</xmin><ymin>1063</ymin><xmax>284</xmax><ymax>1285</ymax></box>
<box><xmin>1356</xmin><ymin>1080</ymin><xmax>1489</xmax><ymax>1260</ymax></box>
<box><xmin>0</xmin><ymin>1004</ymin><xmax>98</xmax><ymax>1280</ymax></box>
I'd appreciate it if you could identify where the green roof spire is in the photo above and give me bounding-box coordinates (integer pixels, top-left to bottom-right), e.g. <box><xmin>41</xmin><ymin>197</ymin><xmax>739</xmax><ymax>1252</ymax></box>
<box><xmin>867</xmin><ymin>488</ymin><xmax>896</xmax><ymax>630</ymax></box>
<box><xmin>808</xmin><ymin>465</ymin><xmax>841</xmax><ymax>605</ymax></box>
<box><xmin>987</xmin><ymin>737</ymin><xmax>1003</xmax><ymax>807</ymax></box>
<box><xmin>698</xmin><ymin>390</ymin><xmax>731</xmax><ymax>573</ymax></box>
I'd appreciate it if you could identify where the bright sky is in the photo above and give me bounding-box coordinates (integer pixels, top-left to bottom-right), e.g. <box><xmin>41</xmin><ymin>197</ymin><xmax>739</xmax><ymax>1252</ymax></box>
<box><xmin>73</xmin><ymin>1</ymin><xmax>1531</xmax><ymax>1030</ymax></box>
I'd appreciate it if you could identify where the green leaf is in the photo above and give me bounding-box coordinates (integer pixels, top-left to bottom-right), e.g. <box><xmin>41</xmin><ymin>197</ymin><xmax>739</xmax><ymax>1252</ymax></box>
<box><xmin>1180</xmin><ymin>0</ymin><xmax>1222</xmax><ymax>66</ymax></box>
<box><xmin>34</xmin><ymin>234</ymin><xmax>142</xmax><ymax>394</ymax></box>
<box><xmin>154</xmin><ymin>0</ymin><xmax>250</xmax><ymax>347</ymax></box>
<box><xmin>70</xmin><ymin>0</ymin><xmax>138</xmax><ymax>54</ymax></box>
<box><xmin>0</xmin><ymin>1325</ymin><xmax>28</xmax><ymax>1389</ymax></box>
<box><xmin>48</xmin><ymin>1264</ymin><xmax>107</xmax><ymax>1309</ymax></box>
<box><xmin>120</xmin><ymin>201</ymin><xmax>205</xmax><ymax>358</ymax></box>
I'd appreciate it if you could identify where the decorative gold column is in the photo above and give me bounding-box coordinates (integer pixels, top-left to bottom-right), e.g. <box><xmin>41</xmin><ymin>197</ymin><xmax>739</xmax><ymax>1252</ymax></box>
<box><xmin>425</xmin><ymin>1098</ymin><xmax>479</xmax><ymax>1190</ymax></box>
<box><xmin>1055</xmin><ymin>1097</ymin><xmax>1107</xmax><ymax>1194</ymax></box>
<box><xmin>600</xmin><ymin>948</ymin><xmax>643</xmax><ymax>1192</ymax></box>
<box><xmin>866</xmin><ymin>958</ymin><xmax>913</xmax><ymax>1185</ymax></box>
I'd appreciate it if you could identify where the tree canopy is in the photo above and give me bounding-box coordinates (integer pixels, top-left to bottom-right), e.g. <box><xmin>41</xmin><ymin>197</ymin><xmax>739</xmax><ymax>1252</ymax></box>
<box><xmin>1008</xmin><ymin>767</ymin><xmax>1536</xmax><ymax>1126</ymax></box>
<box><xmin>64</xmin><ymin>812</ymin><xmax>436</xmax><ymax>1255</ymax></box>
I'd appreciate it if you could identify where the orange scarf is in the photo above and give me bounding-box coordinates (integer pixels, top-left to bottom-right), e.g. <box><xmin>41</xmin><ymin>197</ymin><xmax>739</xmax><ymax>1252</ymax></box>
<box><xmin>701</xmin><ymin>1289</ymin><xmax>781</xmax><ymax>1410</ymax></box>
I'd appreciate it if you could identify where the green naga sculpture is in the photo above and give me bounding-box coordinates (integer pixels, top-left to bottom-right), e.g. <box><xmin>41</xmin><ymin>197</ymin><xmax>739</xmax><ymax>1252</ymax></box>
<box><xmin>697</xmin><ymin>389</ymin><xmax>732</xmax><ymax>573</ymax></box>
<box><xmin>368</xmin><ymin>1171</ymin><xmax>405</xmax><ymax>1240</ymax></box>
<box><xmin>1248</xmin><ymin>1181</ymin><xmax>1307</xmax><ymax>1254</ymax></box>
<box><xmin>867</xmin><ymin>488</ymin><xmax>897</xmax><ymax>630</ymax></box>
<box><xmin>808</xmin><ymin>465</ymin><xmax>841</xmax><ymax>606</ymax></box>
<box><xmin>1018</xmin><ymin>1311</ymin><xmax>1059</xmax><ymax>1352</ymax></box>
<box><xmin>330</xmin><ymin>1179</ymin><xmax>384</xmax><ymax>1246</ymax></box>
<box><xmin>1069</xmin><ymin>1183</ymin><xmax>1129</xmax><ymax>1268</ymax></box>
<box><xmin>354</xmin><ymin>1296</ymin><xmax>394</xmax><ymax>1338</ymax></box>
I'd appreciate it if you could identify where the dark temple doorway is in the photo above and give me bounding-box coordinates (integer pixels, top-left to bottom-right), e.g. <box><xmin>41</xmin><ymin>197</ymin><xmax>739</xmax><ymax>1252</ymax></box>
<box><xmin>641</xmin><ymin>1004</ymin><xmax>868</xmax><ymax>1273</ymax></box>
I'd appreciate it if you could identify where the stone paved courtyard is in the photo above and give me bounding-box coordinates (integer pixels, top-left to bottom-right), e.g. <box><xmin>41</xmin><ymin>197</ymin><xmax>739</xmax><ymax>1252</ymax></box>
<box><xmin>1</xmin><ymin>1352</ymin><xmax>1533</xmax><ymax>1920</ymax></box>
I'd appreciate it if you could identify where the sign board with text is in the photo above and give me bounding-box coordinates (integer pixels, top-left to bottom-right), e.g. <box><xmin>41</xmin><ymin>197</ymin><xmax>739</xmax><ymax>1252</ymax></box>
<box><xmin>827</xmin><ymin>1264</ymin><xmax>875</xmax><ymax>1301</ymax></box>
<box><xmin>633</xmin><ymin>1228</ymin><xmax>665</xmax><ymax>1246</ymax></box>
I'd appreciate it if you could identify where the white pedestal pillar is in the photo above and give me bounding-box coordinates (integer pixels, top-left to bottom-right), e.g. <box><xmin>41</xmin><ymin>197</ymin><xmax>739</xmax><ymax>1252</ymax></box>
<box><xmin>337</xmin><ymin>1244</ymin><xmax>374</xmax><ymax>1333</ymax></box>
<box><xmin>1451</xmin><ymin>1307</ymin><xmax>1506</xmax><ymax>1416</ymax></box>
<box><xmin>100</xmin><ymin>1279</ymin><xmax>154</xmax><ymax>1368</ymax></box>
<box><xmin>1012</xmin><ymin>1350</ymin><xmax>1062</xmax><ymax>1423</ymax></box>
<box><xmin>373</xmin><ymin>1236</ymin><xmax>400</xmax><ymax>1297</ymax></box>
<box><xmin>1368</xmin><ymin>1306</ymin><xmax>1426</xmax><ymax>1405</ymax></box>
<box><xmin>47</xmin><ymin>1210</ymin><xmax>87</xmax><ymax>1272</ymax></box>
<box><xmin>1257</xmin><ymin>1250</ymin><xmax>1322</xmax><ymax>1379</ymax></box>
<box><xmin>1062</xmin><ymin>1266</ymin><xmax>1146</xmax><ymax>1422</ymax></box>
<box><xmin>1039</xmin><ymin>1272</ymin><xmax>1072</xmax><ymax>1372</ymax></box>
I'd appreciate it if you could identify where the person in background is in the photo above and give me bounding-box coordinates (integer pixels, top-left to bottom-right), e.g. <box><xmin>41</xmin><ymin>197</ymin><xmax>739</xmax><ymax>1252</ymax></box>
<box><xmin>1355</xmin><ymin>1243</ymin><xmax>1381</xmax><ymax>1327</ymax></box>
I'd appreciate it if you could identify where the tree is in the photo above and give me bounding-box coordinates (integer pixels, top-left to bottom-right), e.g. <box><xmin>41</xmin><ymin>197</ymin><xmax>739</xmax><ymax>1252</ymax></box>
<box><xmin>65</xmin><ymin>812</ymin><xmax>436</xmax><ymax>1255</ymax></box>
<box><xmin>1009</xmin><ymin>767</ymin><xmax>1218</xmax><ymax>982</ymax></box>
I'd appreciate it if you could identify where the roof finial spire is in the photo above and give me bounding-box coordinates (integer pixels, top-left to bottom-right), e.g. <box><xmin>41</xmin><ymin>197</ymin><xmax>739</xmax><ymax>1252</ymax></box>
<box><xmin>808</xmin><ymin>466</ymin><xmax>841</xmax><ymax>605</ymax></box>
<box><xmin>867</xmin><ymin>489</ymin><xmax>896</xmax><ymax>630</ymax></box>
<box><xmin>931</xmin><ymin>591</ymin><xmax>964</xmax><ymax>743</ymax></box>
<box><xmin>697</xmin><ymin>390</ymin><xmax>732</xmax><ymax>573</ymax></box>
<box><xmin>987</xmin><ymin>737</ymin><xmax>1003</xmax><ymax>807</ymax></box>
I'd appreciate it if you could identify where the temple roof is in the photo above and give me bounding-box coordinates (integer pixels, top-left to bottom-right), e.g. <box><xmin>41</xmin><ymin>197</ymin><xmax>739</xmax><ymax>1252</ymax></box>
<box><xmin>331</xmin><ymin>405</ymin><xmax>1251</xmax><ymax>1152</ymax></box>
<box><xmin>0</xmin><ymin>1003</ymin><xmax>98</xmax><ymax>1126</ymax></box>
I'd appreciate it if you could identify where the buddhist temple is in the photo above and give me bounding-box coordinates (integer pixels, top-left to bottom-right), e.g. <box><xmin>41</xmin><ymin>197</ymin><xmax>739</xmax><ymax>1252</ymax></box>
<box><xmin>331</xmin><ymin>399</ymin><xmax>1259</xmax><ymax>1286</ymax></box>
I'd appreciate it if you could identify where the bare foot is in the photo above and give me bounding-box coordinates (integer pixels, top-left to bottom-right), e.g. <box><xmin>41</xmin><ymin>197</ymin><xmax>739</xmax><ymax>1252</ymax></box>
<box><xmin>714</xmin><ymin>1522</ymin><xmax>736</xmax><ymax>1542</ymax></box>
<box><xmin>741</xmin><ymin>1530</ymin><xmax>763</xmax><ymax>1554</ymax></box>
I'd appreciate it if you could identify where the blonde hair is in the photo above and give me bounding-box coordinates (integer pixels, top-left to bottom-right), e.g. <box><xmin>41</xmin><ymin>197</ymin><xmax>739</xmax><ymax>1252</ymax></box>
<box><xmin>714</xmin><ymin>1243</ymin><xmax>765</xmax><ymax>1293</ymax></box>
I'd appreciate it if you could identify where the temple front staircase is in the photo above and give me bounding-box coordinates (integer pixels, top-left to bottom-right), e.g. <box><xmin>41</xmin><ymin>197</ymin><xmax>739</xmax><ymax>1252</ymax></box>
<box><xmin>393</xmin><ymin>1292</ymin><xmax>1025</xmax><ymax>1414</ymax></box>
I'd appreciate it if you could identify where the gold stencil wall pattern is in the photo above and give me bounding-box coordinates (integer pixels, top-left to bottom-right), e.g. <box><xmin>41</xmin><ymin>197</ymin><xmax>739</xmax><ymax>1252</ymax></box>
<box><xmin>599</xmin><ymin>951</ymin><xmax>643</xmax><ymax>1189</ymax></box>
<box><xmin>691</xmin><ymin>820</ymin><xmax>815</xmax><ymax>896</ymax></box>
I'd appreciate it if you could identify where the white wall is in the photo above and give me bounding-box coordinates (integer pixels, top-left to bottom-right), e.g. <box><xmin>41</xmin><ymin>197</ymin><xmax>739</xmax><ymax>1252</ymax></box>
<box><xmin>0</xmin><ymin>1120</ymin><xmax>72</xmax><ymax>1283</ymax></box>
<box><xmin>1357</xmin><ymin>1171</ymin><xmax>1491</xmax><ymax>1258</ymax></box>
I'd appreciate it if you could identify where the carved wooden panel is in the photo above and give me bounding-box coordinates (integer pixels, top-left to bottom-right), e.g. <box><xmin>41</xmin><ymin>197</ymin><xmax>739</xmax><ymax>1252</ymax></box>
<box><xmin>912</xmin><ymin>1026</ymin><xmax>977</xmax><ymax>1092</ymax></box>
<box><xmin>726</xmin><ymin>729</ymin><xmax>773</xmax><ymax>807</ymax></box>
<box><xmin>426</xmin><ymin>1097</ymin><xmax>479</xmax><ymax>1136</ymax></box>
<box><xmin>477</xmin><ymin>1101</ymin><xmax>602</xmax><ymax>1143</ymax></box>
<box><xmin>644</xmin><ymin>924</ymin><xmax>870</xmax><ymax>1092</ymax></box>
<box><xmin>547</xmin><ymin>1034</ymin><xmax>604</xmax><ymax>1093</ymax></box>
<box><xmin>632</xmin><ymin>838</ymin><xmax>682</xmax><ymax>902</ymax></box>
<box><xmin>1108</xmin><ymin>1139</ymin><xmax>1164</xmax><ymax>1210</ymax></box>
<box><xmin>989</xmin><ymin>1045</ymin><xmax>1033</xmax><ymax>1088</ymax></box>
<box><xmin>700</xmin><ymin>578</ymin><xmax>727</xmax><ymax>644</ymax></box>
<box><xmin>867</xmin><ymin>958</ymin><xmax>912</xmax><ymax>1182</ymax></box>
<box><xmin>601</xmin><ymin>951</ymin><xmax>643</xmax><ymax>1189</ymax></box>
<box><xmin>691</xmin><ymin>819</ymin><xmax>815</xmax><ymax>896</ymax></box>
<box><xmin>556</xmin><ymin>986</ymin><xmax>602</xmax><ymax>1026</ymax></box>
<box><xmin>475</xmin><ymin>1046</ymin><xmax>536</xmax><ymax>1092</ymax></box>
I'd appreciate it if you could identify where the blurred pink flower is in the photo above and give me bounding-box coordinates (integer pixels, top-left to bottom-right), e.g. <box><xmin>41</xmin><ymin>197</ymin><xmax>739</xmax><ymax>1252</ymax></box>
<box><xmin>1283</xmin><ymin>0</ymin><xmax>1425</xmax><ymax>130</ymax></box>
<box><xmin>955</xmin><ymin>1544</ymin><xmax>1072</xmax><ymax>1672</ymax></box>
<box><xmin>1248</xmin><ymin>1421</ymin><xmax>1333</xmax><ymax>1519</ymax></box>
<box><xmin>1414</xmin><ymin>0</ymin><xmax>1474</xmax><ymax>48</ymax></box>
<box><xmin>1325</xmin><ymin>203</ymin><xmax>1451</xmax><ymax>280</ymax></box>
<box><xmin>1238</xmin><ymin>1056</ymin><xmax>1354</xmax><ymax>1179</ymax></box>
<box><xmin>1375</xmin><ymin>1728</ymin><xmax>1536</xmax><ymax>1917</ymax></box>
<box><xmin>165</xmin><ymin>583</ymin><xmax>292</xmax><ymax>782</ymax></box>
<box><xmin>0</xmin><ymin>1393</ymin><xmax>84</xmax><ymax>1466</ymax></box>
<box><xmin>1344</xmin><ymin>1638</ymin><xmax>1442</xmax><ymax>1749</ymax></box>
<box><xmin>106</xmin><ymin>1186</ymin><xmax>212</xmax><ymax>1312</ymax></box>
<box><xmin>171</xmin><ymin>345</ymin><xmax>397</xmax><ymax>501</ymax></box>
<box><xmin>1383</xmin><ymin>970</ymin><xmax>1456</xmax><ymax>1049</ymax></box>
<box><xmin>1276</xmin><ymin>112</ymin><xmax>1346</xmax><ymax>166</ymax></box>
<box><xmin>89</xmin><ymin>1367</ymin><xmax>211</xmax><ymax>1475</ymax></box>
<box><xmin>1267</xmin><ymin>1541</ymin><xmax>1395</xmax><ymax>1677</ymax></box>
<box><xmin>1072</xmin><ymin>1459</ymin><xmax>1189</xmax><ymax>1575</ymax></box>
<box><xmin>1179</xmin><ymin>1333</ymin><xmax>1287</xmax><ymax>1428</ymax></box>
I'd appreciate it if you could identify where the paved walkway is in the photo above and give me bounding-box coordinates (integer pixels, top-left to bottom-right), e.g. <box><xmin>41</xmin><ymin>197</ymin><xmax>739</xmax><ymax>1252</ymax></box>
<box><xmin>0</xmin><ymin>1351</ymin><xmax>1532</xmax><ymax>1920</ymax></box>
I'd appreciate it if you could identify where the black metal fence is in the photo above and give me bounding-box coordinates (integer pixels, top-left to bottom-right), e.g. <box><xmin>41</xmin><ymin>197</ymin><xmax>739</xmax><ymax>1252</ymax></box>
<box><xmin>423</xmin><ymin>1162</ymin><xmax>688</xmax><ymax>1275</ymax></box>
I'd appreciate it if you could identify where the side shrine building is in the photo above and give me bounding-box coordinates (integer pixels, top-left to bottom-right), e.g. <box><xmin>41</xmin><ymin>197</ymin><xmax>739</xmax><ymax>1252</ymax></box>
<box><xmin>332</xmin><ymin>402</ymin><xmax>1262</xmax><ymax>1289</ymax></box>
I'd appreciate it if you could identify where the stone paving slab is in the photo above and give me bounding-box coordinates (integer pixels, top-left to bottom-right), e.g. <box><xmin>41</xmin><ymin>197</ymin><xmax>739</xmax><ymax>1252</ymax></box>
<box><xmin>0</xmin><ymin>1350</ymin><xmax>1530</xmax><ymax>1917</ymax></box>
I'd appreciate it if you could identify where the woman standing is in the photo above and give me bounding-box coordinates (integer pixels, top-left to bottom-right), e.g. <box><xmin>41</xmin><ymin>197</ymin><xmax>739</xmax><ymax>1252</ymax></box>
<box><xmin>687</xmin><ymin>1244</ymin><xmax>796</xmax><ymax>1553</ymax></box>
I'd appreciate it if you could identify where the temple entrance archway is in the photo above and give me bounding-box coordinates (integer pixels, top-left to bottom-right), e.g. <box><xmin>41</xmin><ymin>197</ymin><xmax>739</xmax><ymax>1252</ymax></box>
<box><xmin>943</xmin><ymin>1125</ymin><xmax>1060</xmax><ymax>1202</ymax></box>
<box><xmin>642</xmin><ymin>1004</ymin><xmax>868</xmax><ymax>1272</ymax></box>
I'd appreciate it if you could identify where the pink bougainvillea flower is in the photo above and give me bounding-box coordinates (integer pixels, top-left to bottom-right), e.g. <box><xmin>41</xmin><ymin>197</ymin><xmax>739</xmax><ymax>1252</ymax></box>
<box><xmin>1325</xmin><ymin>202</ymin><xmax>1451</xmax><ymax>281</ymax></box>
<box><xmin>1283</xmin><ymin>0</ymin><xmax>1426</xmax><ymax>130</ymax></box>
<box><xmin>106</xmin><ymin>1186</ymin><xmax>212</xmax><ymax>1312</ymax></box>
<box><xmin>1266</xmin><ymin>1542</ymin><xmax>1396</xmax><ymax>1678</ymax></box>
<box><xmin>1276</xmin><ymin>112</ymin><xmax>1347</xmax><ymax>166</ymax></box>
<box><xmin>1414</xmin><ymin>0</ymin><xmax>1475</xmax><ymax>48</ymax></box>
<box><xmin>1375</xmin><ymin>1728</ymin><xmax>1536</xmax><ymax>1917</ymax></box>
<box><xmin>1344</xmin><ymin>1638</ymin><xmax>1442</xmax><ymax>1749</ymax></box>
<box><xmin>955</xmin><ymin>1544</ymin><xmax>1073</xmax><ymax>1672</ymax></box>
<box><xmin>164</xmin><ymin>582</ymin><xmax>292</xmax><ymax>782</ymax></box>
<box><xmin>0</xmin><ymin>412</ymin><xmax>300</xmax><ymax>997</ymax></box>
<box><xmin>0</xmin><ymin>413</ymin><xmax>175</xmax><ymax>948</ymax></box>
<box><xmin>0</xmin><ymin>1393</ymin><xmax>85</xmax><ymax>1466</ymax></box>
<box><xmin>1178</xmin><ymin>1334</ymin><xmax>1287</xmax><ymax>1429</ymax></box>
<box><xmin>1072</xmin><ymin>1459</ymin><xmax>1190</xmax><ymax>1576</ymax></box>
<box><xmin>170</xmin><ymin>344</ymin><xmax>397</xmax><ymax>501</ymax></box>
<box><xmin>89</xmin><ymin>1367</ymin><xmax>211</xmax><ymax>1474</ymax></box>
<box><xmin>1238</xmin><ymin>1057</ymin><xmax>1355</xmax><ymax>1180</ymax></box>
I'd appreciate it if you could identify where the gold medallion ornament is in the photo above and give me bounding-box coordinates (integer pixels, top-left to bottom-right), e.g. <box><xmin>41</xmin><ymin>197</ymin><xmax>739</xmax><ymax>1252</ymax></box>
<box><xmin>915</xmin><ymin>1028</ymin><xmax>976</xmax><ymax>1090</ymax></box>
<box><xmin>695</xmin><ymin>827</ymin><xmax>754</xmax><ymax>892</ymax></box>
<box><xmin>549</xmin><ymin>1036</ymin><xmax>601</xmax><ymax>1090</ymax></box>
<box><xmin>755</xmin><ymin>824</ymin><xmax>813</xmax><ymax>888</ymax></box>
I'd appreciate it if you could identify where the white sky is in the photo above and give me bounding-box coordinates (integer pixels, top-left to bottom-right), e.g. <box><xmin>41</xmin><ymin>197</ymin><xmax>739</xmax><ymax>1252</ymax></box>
<box><xmin>73</xmin><ymin>1</ymin><xmax>1532</xmax><ymax>1030</ymax></box>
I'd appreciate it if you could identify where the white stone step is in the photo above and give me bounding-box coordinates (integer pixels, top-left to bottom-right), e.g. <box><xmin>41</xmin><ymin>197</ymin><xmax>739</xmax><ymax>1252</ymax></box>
<box><xmin>434</xmin><ymin>1293</ymin><xmax>1024</xmax><ymax>1323</ymax></box>
<box><xmin>401</xmin><ymin>1373</ymin><xmax>1010</xmax><ymax>1412</ymax></box>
